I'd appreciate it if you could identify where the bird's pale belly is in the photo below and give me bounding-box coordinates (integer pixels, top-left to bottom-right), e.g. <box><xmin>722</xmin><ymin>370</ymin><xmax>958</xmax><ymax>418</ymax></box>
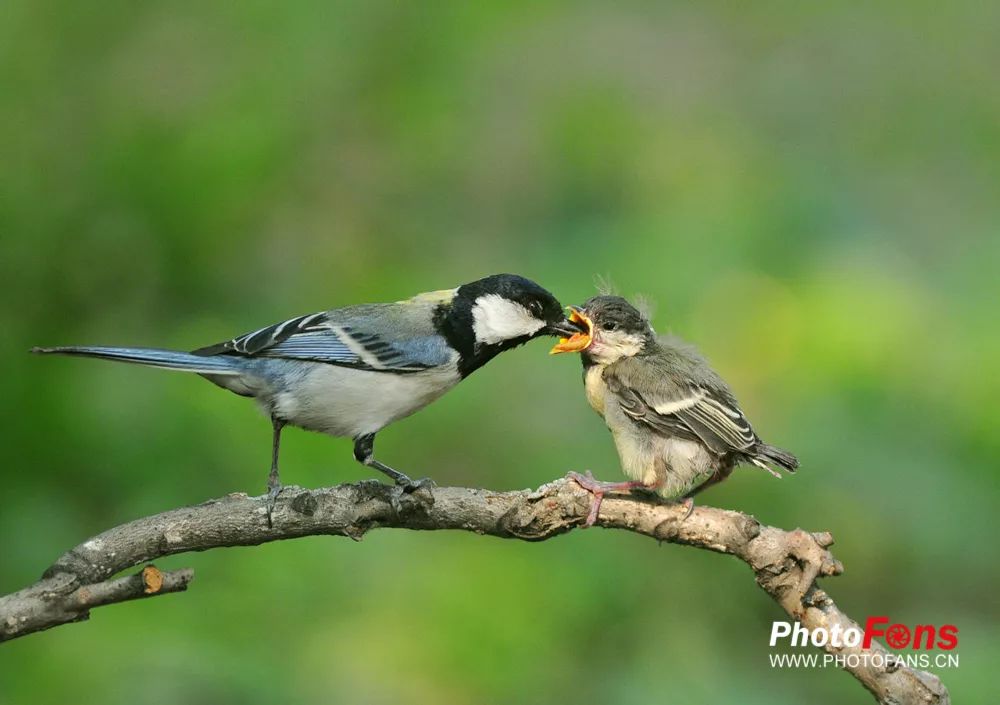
<box><xmin>590</xmin><ymin>364</ymin><xmax>717</xmax><ymax>499</ymax></box>
<box><xmin>270</xmin><ymin>363</ymin><xmax>461</xmax><ymax>438</ymax></box>
<box><xmin>657</xmin><ymin>437</ymin><xmax>717</xmax><ymax>498</ymax></box>
<box><xmin>614</xmin><ymin>431</ymin><xmax>716</xmax><ymax>499</ymax></box>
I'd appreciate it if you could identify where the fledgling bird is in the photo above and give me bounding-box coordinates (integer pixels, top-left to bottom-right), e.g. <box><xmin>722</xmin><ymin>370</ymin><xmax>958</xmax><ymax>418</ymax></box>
<box><xmin>550</xmin><ymin>295</ymin><xmax>798</xmax><ymax>526</ymax></box>
<box><xmin>34</xmin><ymin>274</ymin><xmax>581</xmax><ymax>521</ymax></box>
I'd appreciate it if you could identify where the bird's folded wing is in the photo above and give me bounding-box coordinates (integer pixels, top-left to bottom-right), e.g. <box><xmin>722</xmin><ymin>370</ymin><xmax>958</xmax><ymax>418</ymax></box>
<box><xmin>191</xmin><ymin>310</ymin><xmax>453</xmax><ymax>372</ymax></box>
<box><xmin>606</xmin><ymin>367</ymin><xmax>756</xmax><ymax>454</ymax></box>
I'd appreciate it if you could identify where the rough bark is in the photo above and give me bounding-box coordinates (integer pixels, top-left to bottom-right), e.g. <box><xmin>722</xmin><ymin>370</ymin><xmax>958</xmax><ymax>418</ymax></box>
<box><xmin>0</xmin><ymin>479</ymin><xmax>949</xmax><ymax>704</ymax></box>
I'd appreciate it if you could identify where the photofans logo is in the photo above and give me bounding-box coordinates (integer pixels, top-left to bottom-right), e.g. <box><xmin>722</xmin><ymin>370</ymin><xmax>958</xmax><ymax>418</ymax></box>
<box><xmin>768</xmin><ymin>617</ymin><xmax>960</xmax><ymax>669</ymax></box>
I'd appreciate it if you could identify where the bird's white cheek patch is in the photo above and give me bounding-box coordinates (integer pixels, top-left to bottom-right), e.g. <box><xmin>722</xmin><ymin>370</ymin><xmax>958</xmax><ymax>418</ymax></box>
<box><xmin>587</xmin><ymin>333</ymin><xmax>645</xmax><ymax>364</ymax></box>
<box><xmin>471</xmin><ymin>294</ymin><xmax>545</xmax><ymax>345</ymax></box>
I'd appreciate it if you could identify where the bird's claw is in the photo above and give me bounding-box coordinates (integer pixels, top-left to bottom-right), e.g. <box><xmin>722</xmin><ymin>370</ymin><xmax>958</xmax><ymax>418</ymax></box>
<box><xmin>565</xmin><ymin>470</ymin><xmax>665</xmax><ymax>527</ymax></box>
<box><xmin>566</xmin><ymin>470</ymin><xmax>605</xmax><ymax>528</ymax></box>
<box><xmin>265</xmin><ymin>475</ymin><xmax>283</xmax><ymax>528</ymax></box>
<box><xmin>391</xmin><ymin>476</ymin><xmax>436</xmax><ymax>510</ymax></box>
<box><xmin>400</xmin><ymin>476</ymin><xmax>436</xmax><ymax>493</ymax></box>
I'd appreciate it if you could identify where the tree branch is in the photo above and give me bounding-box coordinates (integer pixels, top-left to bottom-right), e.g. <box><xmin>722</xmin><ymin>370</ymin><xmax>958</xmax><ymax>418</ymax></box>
<box><xmin>0</xmin><ymin>479</ymin><xmax>949</xmax><ymax>704</ymax></box>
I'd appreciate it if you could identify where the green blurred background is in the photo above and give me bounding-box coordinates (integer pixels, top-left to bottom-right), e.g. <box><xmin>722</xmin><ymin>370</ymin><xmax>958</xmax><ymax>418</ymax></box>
<box><xmin>1</xmin><ymin>2</ymin><xmax>997</xmax><ymax>703</ymax></box>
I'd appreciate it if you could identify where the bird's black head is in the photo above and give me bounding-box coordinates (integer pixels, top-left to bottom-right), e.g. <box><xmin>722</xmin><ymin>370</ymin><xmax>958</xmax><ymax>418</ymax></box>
<box><xmin>437</xmin><ymin>274</ymin><xmax>579</xmax><ymax>376</ymax></box>
<box><xmin>550</xmin><ymin>295</ymin><xmax>654</xmax><ymax>365</ymax></box>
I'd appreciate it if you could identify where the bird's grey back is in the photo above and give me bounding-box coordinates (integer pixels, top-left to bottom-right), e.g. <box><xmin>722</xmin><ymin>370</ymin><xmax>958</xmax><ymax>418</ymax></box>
<box><xmin>322</xmin><ymin>302</ymin><xmax>455</xmax><ymax>369</ymax></box>
<box><xmin>196</xmin><ymin>301</ymin><xmax>455</xmax><ymax>371</ymax></box>
<box><xmin>639</xmin><ymin>334</ymin><xmax>740</xmax><ymax>404</ymax></box>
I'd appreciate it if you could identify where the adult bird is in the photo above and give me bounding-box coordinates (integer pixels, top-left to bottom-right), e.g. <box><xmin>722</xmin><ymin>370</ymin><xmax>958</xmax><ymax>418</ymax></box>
<box><xmin>550</xmin><ymin>295</ymin><xmax>798</xmax><ymax>526</ymax></box>
<box><xmin>34</xmin><ymin>274</ymin><xmax>581</xmax><ymax>520</ymax></box>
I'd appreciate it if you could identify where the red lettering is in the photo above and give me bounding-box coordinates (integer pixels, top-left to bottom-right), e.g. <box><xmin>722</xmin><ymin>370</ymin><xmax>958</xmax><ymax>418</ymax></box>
<box><xmin>863</xmin><ymin>616</ymin><xmax>888</xmax><ymax>648</ymax></box>
<box><xmin>912</xmin><ymin>625</ymin><xmax>936</xmax><ymax>650</ymax></box>
<box><xmin>937</xmin><ymin>625</ymin><xmax>959</xmax><ymax>650</ymax></box>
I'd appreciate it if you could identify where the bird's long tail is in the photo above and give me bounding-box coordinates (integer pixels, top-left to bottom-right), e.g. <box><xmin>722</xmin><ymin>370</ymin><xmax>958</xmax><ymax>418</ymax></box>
<box><xmin>750</xmin><ymin>443</ymin><xmax>799</xmax><ymax>475</ymax></box>
<box><xmin>31</xmin><ymin>346</ymin><xmax>242</xmax><ymax>375</ymax></box>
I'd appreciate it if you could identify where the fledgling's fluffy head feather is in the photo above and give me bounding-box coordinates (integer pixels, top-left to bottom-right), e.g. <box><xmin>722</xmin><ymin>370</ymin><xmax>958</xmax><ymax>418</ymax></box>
<box><xmin>578</xmin><ymin>295</ymin><xmax>655</xmax><ymax>365</ymax></box>
<box><xmin>593</xmin><ymin>273</ymin><xmax>619</xmax><ymax>297</ymax></box>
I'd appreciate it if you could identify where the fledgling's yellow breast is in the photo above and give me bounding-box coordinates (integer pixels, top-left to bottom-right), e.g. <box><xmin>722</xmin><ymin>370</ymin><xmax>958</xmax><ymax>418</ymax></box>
<box><xmin>584</xmin><ymin>364</ymin><xmax>608</xmax><ymax>417</ymax></box>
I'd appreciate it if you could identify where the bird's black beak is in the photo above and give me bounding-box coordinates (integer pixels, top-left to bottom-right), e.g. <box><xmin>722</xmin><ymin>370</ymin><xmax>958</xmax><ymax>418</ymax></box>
<box><xmin>547</xmin><ymin>316</ymin><xmax>586</xmax><ymax>337</ymax></box>
<box><xmin>549</xmin><ymin>307</ymin><xmax>594</xmax><ymax>354</ymax></box>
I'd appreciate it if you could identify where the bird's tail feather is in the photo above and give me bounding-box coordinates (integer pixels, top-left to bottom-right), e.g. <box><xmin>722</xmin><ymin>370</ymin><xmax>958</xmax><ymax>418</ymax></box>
<box><xmin>31</xmin><ymin>346</ymin><xmax>242</xmax><ymax>375</ymax></box>
<box><xmin>752</xmin><ymin>443</ymin><xmax>799</xmax><ymax>474</ymax></box>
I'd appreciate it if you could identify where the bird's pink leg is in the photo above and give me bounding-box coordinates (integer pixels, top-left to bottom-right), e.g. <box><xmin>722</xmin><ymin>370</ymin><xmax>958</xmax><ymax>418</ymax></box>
<box><xmin>566</xmin><ymin>471</ymin><xmax>659</xmax><ymax>527</ymax></box>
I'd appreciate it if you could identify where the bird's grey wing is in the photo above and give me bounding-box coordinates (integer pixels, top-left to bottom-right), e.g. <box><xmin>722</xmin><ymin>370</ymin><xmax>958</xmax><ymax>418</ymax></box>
<box><xmin>192</xmin><ymin>308</ymin><xmax>453</xmax><ymax>372</ymax></box>
<box><xmin>605</xmin><ymin>360</ymin><xmax>757</xmax><ymax>454</ymax></box>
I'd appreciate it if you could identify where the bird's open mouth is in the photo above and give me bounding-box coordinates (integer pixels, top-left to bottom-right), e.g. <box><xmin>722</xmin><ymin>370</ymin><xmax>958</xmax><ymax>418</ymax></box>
<box><xmin>549</xmin><ymin>307</ymin><xmax>593</xmax><ymax>354</ymax></box>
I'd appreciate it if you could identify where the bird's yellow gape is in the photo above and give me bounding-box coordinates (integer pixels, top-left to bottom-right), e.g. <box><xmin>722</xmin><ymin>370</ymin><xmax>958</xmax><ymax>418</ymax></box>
<box><xmin>549</xmin><ymin>307</ymin><xmax>593</xmax><ymax>354</ymax></box>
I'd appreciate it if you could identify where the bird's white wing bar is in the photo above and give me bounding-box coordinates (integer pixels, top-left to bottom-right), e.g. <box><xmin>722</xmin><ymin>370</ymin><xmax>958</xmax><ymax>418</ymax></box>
<box><xmin>652</xmin><ymin>389</ymin><xmax>706</xmax><ymax>415</ymax></box>
<box><xmin>259</xmin><ymin>326</ymin><xmax>447</xmax><ymax>372</ymax></box>
<box><xmin>679</xmin><ymin>393</ymin><xmax>756</xmax><ymax>451</ymax></box>
<box><xmin>194</xmin><ymin>312</ymin><xmax>330</xmax><ymax>356</ymax></box>
<box><xmin>273</xmin><ymin>311</ymin><xmax>325</xmax><ymax>339</ymax></box>
<box><xmin>610</xmin><ymin>369</ymin><xmax>757</xmax><ymax>454</ymax></box>
<box><xmin>194</xmin><ymin>309</ymin><xmax>453</xmax><ymax>372</ymax></box>
<box><xmin>257</xmin><ymin>329</ymin><xmax>359</xmax><ymax>364</ymax></box>
<box><xmin>317</xmin><ymin>323</ymin><xmax>391</xmax><ymax>370</ymax></box>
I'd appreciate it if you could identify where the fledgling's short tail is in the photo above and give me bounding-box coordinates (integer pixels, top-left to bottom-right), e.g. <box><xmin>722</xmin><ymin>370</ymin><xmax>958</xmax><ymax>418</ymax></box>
<box><xmin>751</xmin><ymin>442</ymin><xmax>799</xmax><ymax>475</ymax></box>
<box><xmin>31</xmin><ymin>346</ymin><xmax>242</xmax><ymax>375</ymax></box>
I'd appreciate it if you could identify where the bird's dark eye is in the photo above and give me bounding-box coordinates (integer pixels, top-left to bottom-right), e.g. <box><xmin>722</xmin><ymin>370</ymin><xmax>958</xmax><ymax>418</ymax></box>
<box><xmin>529</xmin><ymin>301</ymin><xmax>543</xmax><ymax>315</ymax></box>
<box><xmin>601</xmin><ymin>321</ymin><xmax>618</xmax><ymax>332</ymax></box>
